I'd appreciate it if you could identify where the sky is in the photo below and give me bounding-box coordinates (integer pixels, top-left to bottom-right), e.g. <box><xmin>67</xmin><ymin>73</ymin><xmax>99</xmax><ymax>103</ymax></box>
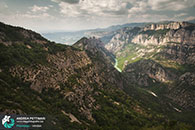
<box><xmin>0</xmin><ymin>0</ymin><xmax>195</xmax><ymax>32</ymax></box>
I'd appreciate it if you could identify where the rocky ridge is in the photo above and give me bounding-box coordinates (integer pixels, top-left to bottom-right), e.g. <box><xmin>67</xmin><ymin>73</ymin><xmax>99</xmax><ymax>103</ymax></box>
<box><xmin>124</xmin><ymin>59</ymin><xmax>175</xmax><ymax>86</ymax></box>
<box><xmin>105</xmin><ymin>21</ymin><xmax>195</xmax><ymax>53</ymax></box>
<box><xmin>103</xmin><ymin>21</ymin><xmax>195</xmax><ymax>111</ymax></box>
<box><xmin>143</xmin><ymin>22</ymin><xmax>190</xmax><ymax>31</ymax></box>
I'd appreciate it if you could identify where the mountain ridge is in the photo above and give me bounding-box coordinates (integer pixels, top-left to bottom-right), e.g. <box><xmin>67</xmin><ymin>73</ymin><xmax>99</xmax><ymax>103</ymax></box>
<box><xmin>0</xmin><ymin>21</ymin><xmax>195</xmax><ymax>129</ymax></box>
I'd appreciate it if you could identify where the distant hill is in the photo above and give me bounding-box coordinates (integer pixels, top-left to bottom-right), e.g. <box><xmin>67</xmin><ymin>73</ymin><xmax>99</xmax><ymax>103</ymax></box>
<box><xmin>42</xmin><ymin>22</ymin><xmax>147</xmax><ymax>45</ymax></box>
<box><xmin>187</xmin><ymin>18</ymin><xmax>195</xmax><ymax>24</ymax></box>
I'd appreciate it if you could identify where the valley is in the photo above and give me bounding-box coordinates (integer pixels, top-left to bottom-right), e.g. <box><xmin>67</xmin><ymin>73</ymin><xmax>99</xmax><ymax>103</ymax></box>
<box><xmin>0</xmin><ymin>21</ymin><xmax>195</xmax><ymax>129</ymax></box>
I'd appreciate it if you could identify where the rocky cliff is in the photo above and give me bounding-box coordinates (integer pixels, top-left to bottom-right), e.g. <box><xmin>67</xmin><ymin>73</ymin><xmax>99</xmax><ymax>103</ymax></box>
<box><xmin>124</xmin><ymin>59</ymin><xmax>175</xmax><ymax>86</ymax></box>
<box><xmin>105</xmin><ymin>22</ymin><xmax>195</xmax><ymax>54</ymax></box>
<box><xmin>132</xmin><ymin>24</ymin><xmax>195</xmax><ymax>46</ymax></box>
<box><xmin>143</xmin><ymin>22</ymin><xmax>190</xmax><ymax>31</ymax></box>
<box><xmin>104</xmin><ymin>21</ymin><xmax>195</xmax><ymax>112</ymax></box>
<box><xmin>105</xmin><ymin>27</ymin><xmax>141</xmax><ymax>54</ymax></box>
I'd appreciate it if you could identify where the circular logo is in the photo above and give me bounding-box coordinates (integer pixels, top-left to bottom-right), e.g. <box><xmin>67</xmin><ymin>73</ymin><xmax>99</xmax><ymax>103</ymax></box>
<box><xmin>2</xmin><ymin>115</ymin><xmax>15</xmax><ymax>129</ymax></box>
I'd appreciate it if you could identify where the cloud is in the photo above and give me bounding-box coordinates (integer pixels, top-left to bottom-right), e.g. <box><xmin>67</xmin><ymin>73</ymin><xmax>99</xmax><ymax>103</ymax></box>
<box><xmin>174</xmin><ymin>13</ymin><xmax>188</xmax><ymax>18</ymax></box>
<box><xmin>49</xmin><ymin>0</ymin><xmax>194</xmax><ymax>29</ymax></box>
<box><xmin>57</xmin><ymin>0</ymin><xmax>132</xmax><ymax>17</ymax></box>
<box><xmin>148</xmin><ymin>0</ymin><xmax>195</xmax><ymax>11</ymax></box>
<box><xmin>30</xmin><ymin>5</ymin><xmax>49</xmax><ymax>12</ymax></box>
<box><xmin>1</xmin><ymin>0</ymin><xmax>194</xmax><ymax>31</ymax></box>
<box><xmin>128</xmin><ymin>13</ymin><xmax>170</xmax><ymax>22</ymax></box>
<box><xmin>0</xmin><ymin>1</ymin><xmax>8</xmax><ymax>12</ymax></box>
<box><xmin>20</xmin><ymin>12</ymin><xmax>51</xmax><ymax>19</ymax></box>
<box><xmin>61</xmin><ymin>0</ymin><xmax>80</xmax><ymax>4</ymax></box>
<box><xmin>128</xmin><ymin>1</ymin><xmax>148</xmax><ymax>14</ymax></box>
<box><xmin>51</xmin><ymin>0</ymin><xmax>80</xmax><ymax>4</ymax></box>
<box><xmin>52</xmin><ymin>0</ymin><xmax>194</xmax><ymax>21</ymax></box>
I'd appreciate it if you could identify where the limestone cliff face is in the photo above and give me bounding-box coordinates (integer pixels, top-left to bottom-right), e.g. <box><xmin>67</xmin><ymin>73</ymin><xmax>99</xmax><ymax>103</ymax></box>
<box><xmin>143</xmin><ymin>22</ymin><xmax>190</xmax><ymax>31</ymax></box>
<box><xmin>105</xmin><ymin>22</ymin><xmax>195</xmax><ymax>54</ymax></box>
<box><xmin>105</xmin><ymin>22</ymin><xmax>195</xmax><ymax>67</ymax></box>
<box><xmin>159</xmin><ymin>43</ymin><xmax>195</xmax><ymax>65</ymax></box>
<box><xmin>132</xmin><ymin>26</ymin><xmax>195</xmax><ymax>46</ymax></box>
<box><xmin>105</xmin><ymin>33</ymin><xmax>130</xmax><ymax>54</ymax></box>
<box><xmin>106</xmin><ymin>21</ymin><xmax>195</xmax><ymax>111</ymax></box>
<box><xmin>105</xmin><ymin>27</ymin><xmax>140</xmax><ymax>53</ymax></box>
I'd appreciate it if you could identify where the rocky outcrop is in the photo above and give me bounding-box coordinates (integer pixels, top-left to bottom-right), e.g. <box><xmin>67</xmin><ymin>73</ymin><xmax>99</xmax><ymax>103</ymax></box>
<box><xmin>10</xmin><ymin>49</ymin><xmax>92</xmax><ymax>93</ymax></box>
<box><xmin>118</xmin><ymin>22</ymin><xmax>195</xmax><ymax>111</ymax></box>
<box><xmin>132</xmin><ymin>25</ymin><xmax>195</xmax><ymax>46</ymax></box>
<box><xmin>124</xmin><ymin>59</ymin><xmax>175</xmax><ymax>86</ymax></box>
<box><xmin>73</xmin><ymin>37</ymin><xmax>115</xmax><ymax>63</ymax></box>
<box><xmin>105</xmin><ymin>33</ymin><xmax>129</xmax><ymax>54</ymax></box>
<box><xmin>158</xmin><ymin>43</ymin><xmax>195</xmax><ymax>65</ymax></box>
<box><xmin>143</xmin><ymin>22</ymin><xmax>190</xmax><ymax>31</ymax></box>
<box><xmin>179</xmin><ymin>72</ymin><xmax>195</xmax><ymax>86</ymax></box>
<box><xmin>105</xmin><ymin>27</ymin><xmax>141</xmax><ymax>54</ymax></box>
<box><xmin>167</xmin><ymin>72</ymin><xmax>195</xmax><ymax>110</ymax></box>
<box><xmin>8</xmin><ymin>37</ymin><xmax>127</xmax><ymax>123</ymax></box>
<box><xmin>105</xmin><ymin>22</ymin><xmax>195</xmax><ymax>54</ymax></box>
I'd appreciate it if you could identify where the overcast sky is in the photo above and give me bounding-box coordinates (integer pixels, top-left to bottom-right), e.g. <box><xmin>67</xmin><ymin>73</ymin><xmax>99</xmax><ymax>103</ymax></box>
<box><xmin>0</xmin><ymin>0</ymin><xmax>194</xmax><ymax>32</ymax></box>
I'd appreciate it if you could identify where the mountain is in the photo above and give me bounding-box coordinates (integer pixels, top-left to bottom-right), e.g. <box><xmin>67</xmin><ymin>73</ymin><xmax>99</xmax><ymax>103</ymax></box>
<box><xmin>41</xmin><ymin>30</ymin><xmax>86</xmax><ymax>45</ymax></box>
<box><xmin>42</xmin><ymin>22</ymin><xmax>147</xmax><ymax>45</ymax></box>
<box><xmin>187</xmin><ymin>18</ymin><xmax>195</xmax><ymax>24</ymax></box>
<box><xmin>104</xmin><ymin>21</ymin><xmax>195</xmax><ymax>123</ymax></box>
<box><xmin>105</xmin><ymin>21</ymin><xmax>195</xmax><ymax>69</ymax></box>
<box><xmin>0</xmin><ymin>22</ymin><xmax>182</xmax><ymax>129</ymax></box>
<box><xmin>0</xmin><ymin>21</ymin><xmax>195</xmax><ymax>129</ymax></box>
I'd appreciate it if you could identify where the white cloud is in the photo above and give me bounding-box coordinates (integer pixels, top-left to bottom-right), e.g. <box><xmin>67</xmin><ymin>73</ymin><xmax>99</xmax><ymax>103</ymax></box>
<box><xmin>174</xmin><ymin>13</ymin><xmax>188</xmax><ymax>18</ymax></box>
<box><xmin>47</xmin><ymin>0</ymin><xmax>195</xmax><ymax>30</ymax></box>
<box><xmin>1</xmin><ymin>0</ymin><xmax>194</xmax><ymax>31</ymax></box>
<box><xmin>30</xmin><ymin>5</ymin><xmax>49</xmax><ymax>13</ymax></box>
<box><xmin>128</xmin><ymin>13</ymin><xmax>169</xmax><ymax>22</ymax></box>
<box><xmin>51</xmin><ymin>0</ymin><xmax>80</xmax><ymax>4</ymax></box>
<box><xmin>19</xmin><ymin>12</ymin><xmax>51</xmax><ymax>19</ymax></box>
<box><xmin>128</xmin><ymin>1</ymin><xmax>148</xmax><ymax>15</ymax></box>
<box><xmin>56</xmin><ymin>0</ymin><xmax>131</xmax><ymax>17</ymax></box>
<box><xmin>0</xmin><ymin>1</ymin><xmax>8</xmax><ymax>12</ymax></box>
<box><xmin>59</xmin><ymin>2</ymin><xmax>80</xmax><ymax>17</ymax></box>
<box><xmin>148</xmin><ymin>0</ymin><xmax>195</xmax><ymax>11</ymax></box>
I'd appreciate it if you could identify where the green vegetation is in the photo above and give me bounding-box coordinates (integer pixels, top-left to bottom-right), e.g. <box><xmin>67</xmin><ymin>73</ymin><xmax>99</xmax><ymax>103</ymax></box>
<box><xmin>115</xmin><ymin>43</ymin><xmax>162</xmax><ymax>70</ymax></box>
<box><xmin>0</xmin><ymin>43</ymin><xmax>48</xmax><ymax>69</ymax></box>
<box><xmin>116</xmin><ymin>43</ymin><xmax>145</xmax><ymax>70</ymax></box>
<box><xmin>0</xmin><ymin>22</ymin><xmax>195</xmax><ymax>129</ymax></box>
<box><xmin>0</xmin><ymin>22</ymin><xmax>46</xmax><ymax>42</ymax></box>
<box><xmin>153</xmin><ymin>57</ymin><xmax>195</xmax><ymax>75</ymax></box>
<box><xmin>0</xmin><ymin>71</ymin><xmax>86</xmax><ymax>130</ymax></box>
<box><xmin>46</xmin><ymin>42</ymin><xmax>67</xmax><ymax>54</ymax></box>
<box><xmin>139</xmin><ymin>29</ymin><xmax>170</xmax><ymax>38</ymax></box>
